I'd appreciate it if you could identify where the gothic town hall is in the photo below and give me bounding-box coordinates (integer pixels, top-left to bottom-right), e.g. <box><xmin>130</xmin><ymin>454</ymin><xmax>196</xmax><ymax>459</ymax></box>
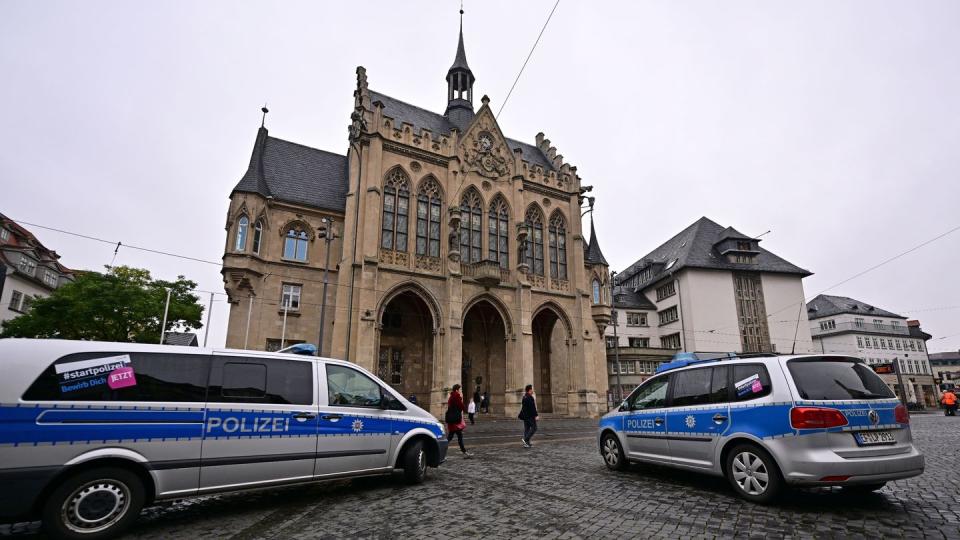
<box><xmin>221</xmin><ymin>24</ymin><xmax>612</xmax><ymax>418</ymax></box>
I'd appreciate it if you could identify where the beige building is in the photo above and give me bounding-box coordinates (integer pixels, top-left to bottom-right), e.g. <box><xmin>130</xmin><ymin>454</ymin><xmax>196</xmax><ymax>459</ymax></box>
<box><xmin>604</xmin><ymin>217</ymin><xmax>815</xmax><ymax>401</ymax></box>
<box><xmin>1</xmin><ymin>213</ymin><xmax>74</xmax><ymax>325</ymax></box>
<box><xmin>221</xmin><ymin>24</ymin><xmax>612</xmax><ymax>418</ymax></box>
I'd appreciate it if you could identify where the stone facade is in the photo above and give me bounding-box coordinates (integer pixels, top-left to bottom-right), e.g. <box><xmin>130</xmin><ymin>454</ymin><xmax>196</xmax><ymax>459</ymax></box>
<box><xmin>222</xmin><ymin>26</ymin><xmax>611</xmax><ymax>418</ymax></box>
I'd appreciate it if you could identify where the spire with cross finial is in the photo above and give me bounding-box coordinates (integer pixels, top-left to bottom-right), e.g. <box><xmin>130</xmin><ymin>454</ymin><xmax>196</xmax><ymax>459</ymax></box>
<box><xmin>260</xmin><ymin>103</ymin><xmax>269</xmax><ymax>128</ymax></box>
<box><xmin>445</xmin><ymin>1</ymin><xmax>475</xmax><ymax>130</ymax></box>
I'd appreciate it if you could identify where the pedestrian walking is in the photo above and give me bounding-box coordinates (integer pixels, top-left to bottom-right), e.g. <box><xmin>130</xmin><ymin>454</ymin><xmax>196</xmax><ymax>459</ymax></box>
<box><xmin>942</xmin><ymin>389</ymin><xmax>958</xmax><ymax>416</ymax></box>
<box><xmin>518</xmin><ymin>384</ymin><xmax>539</xmax><ymax>448</ymax></box>
<box><xmin>444</xmin><ymin>384</ymin><xmax>473</xmax><ymax>458</ymax></box>
<box><xmin>481</xmin><ymin>391</ymin><xmax>490</xmax><ymax>413</ymax></box>
<box><xmin>467</xmin><ymin>398</ymin><xmax>477</xmax><ymax>424</ymax></box>
<box><xmin>473</xmin><ymin>387</ymin><xmax>482</xmax><ymax>409</ymax></box>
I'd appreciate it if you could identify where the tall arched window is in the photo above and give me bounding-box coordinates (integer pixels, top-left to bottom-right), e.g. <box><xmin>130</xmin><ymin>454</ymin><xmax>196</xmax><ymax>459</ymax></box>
<box><xmin>460</xmin><ymin>189</ymin><xmax>483</xmax><ymax>263</ymax></box>
<box><xmin>592</xmin><ymin>278</ymin><xmax>601</xmax><ymax>304</ymax></box>
<box><xmin>381</xmin><ymin>168</ymin><xmax>410</xmax><ymax>252</ymax></box>
<box><xmin>416</xmin><ymin>177</ymin><xmax>442</xmax><ymax>258</ymax></box>
<box><xmin>524</xmin><ymin>206</ymin><xmax>545</xmax><ymax>276</ymax></box>
<box><xmin>235</xmin><ymin>215</ymin><xmax>249</xmax><ymax>251</ymax></box>
<box><xmin>488</xmin><ymin>195</ymin><xmax>509</xmax><ymax>269</ymax></box>
<box><xmin>252</xmin><ymin>220</ymin><xmax>263</xmax><ymax>255</ymax></box>
<box><xmin>548</xmin><ymin>212</ymin><xmax>567</xmax><ymax>280</ymax></box>
<box><xmin>283</xmin><ymin>227</ymin><xmax>309</xmax><ymax>261</ymax></box>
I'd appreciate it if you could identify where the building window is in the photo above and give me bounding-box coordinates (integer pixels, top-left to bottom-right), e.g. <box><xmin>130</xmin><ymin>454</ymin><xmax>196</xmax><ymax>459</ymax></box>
<box><xmin>416</xmin><ymin>178</ymin><xmax>443</xmax><ymax>258</ymax></box>
<box><xmin>864</xmin><ymin>336</ymin><xmax>872</xmax><ymax>348</ymax></box>
<box><xmin>895</xmin><ymin>339</ymin><xmax>902</xmax><ymax>350</ymax></box>
<box><xmin>605</xmin><ymin>336</ymin><xmax>617</xmax><ymax>349</ymax></box>
<box><xmin>8</xmin><ymin>290</ymin><xmax>22</xmax><ymax>311</ymax></box>
<box><xmin>908</xmin><ymin>340</ymin><xmax>917</xmax><ymax>351</ymax></box>
<box><xmin>656</xmin><ymin>282</ymin><xmax>676</xmax><ymax>301</ymax></box>
<box><xmin>857</xmin><ymin>336</ymin><xmax>864</xmax><ymax>348</ymax></box>
<box><xmin>660</xmin><ymin>333</ymin><xmax>681</xmax><ymax>349</ymax></box>
<box><xmin>488</xmin><ymin>196</ymin><xmax>509</xmax><ymax>268</ymax></box>
<box><xmin>733</xmin><ymin>253</ymin><xmax>755</xmax><ymax>264</ymax></box>
<box><xmin>658</xmin><ymin>306</ymin><xmax>679</xmax><ymax>325</ymax></box>
<box><xmin>283</xmin><ymin>228</ymin><xmax>309</xmax><ymax>261</ymax></box>
<box><xmin>378</xmin><ymin>347</ymin><xmax>404</xmax><ymax>385</ymax></box>
<box><xmin>891</xmin><ymin>320</ymin><xmax>901</xmax><ymax>329</ymax></box>
<box><xmin>252</xmin><ymin>220</ymin><xmax>263</xmax><ymax>255</ymax></box>
<box><xmin>628</xmin><ymin>337</ymin><xmax>650</xmax><ymax>348</ymax></box>
<box><xmin>819</xmin><ymin>319</ymin><xmax>836</xmax><ymax>331</ymax></box>
<box><xmin>548</xmin><ymin>212</ymin><xmax>567</xmax><ymax>280</ymax></box>
<box><xmin>460</xmin><ymin>189</ymin><xmax>483</xmax><ymax>264</ymax></box>
<box><xmin>887</xmin><ymin>339</ymin><xmax>894</xmax><ymax>349</ymax></box>
<box><xmin>42</xmin><ymin>270</ymin><xmax>58</xmax><ymax>287</ymax></box>
<box><xmin>872</xmin><ymin>337</ymin><xmax>880</xmax><ymax>348</ymax></box>
<box><xmin>737</xmin><ymin>241</ymin><xmax>751</xmax><ymax>251</ymax></box>
<box><xmin>21</xmin><ymin>295</ymin><xmax>35</xmax><ymax>312</ymax></box>
<box><xmin>524</xmin><ymin>206</ymin><xmax>545</xmax><ymax>276</ymax></box>
<box><xmin>0</xmin><ymin>228</ymin><xmax>8</xmax><ymax>241</ymax></box>
<box><xmin>381</xmin><ymin>168</ymin><xmax>410</xmax><ymax>252</ymax></box>
<box><xmin>733</xmin><ymin>272</ymin><xmax>771</xmax><ymax>353</ymax></box>
<box><xmin>854</xmin><ymin>317</ymin><xmax>864</xmax><ymax>328</ymax></box>
<box><xmin>17</xmin><ymin>255</ymin><xmax>36</xmax><ymax>276</ymax></box>
<box><xmin>281</xmin><ymin>284</ymin><xmax>302</xmax><ymax>311</ymax></box>
<box><xmin>626</xmin><ymin>312</ymin><xmax>646</xmax><ymax>326</ymax></box>
<box><xmin>873</xmin><ymin>319</ymin><xmax>883</xmax><ymax>329</ymax></box>
<box><xmin>592</xmin><ymin>279</ymin><xmax>601</xmax><ymax>304</ymax></box>
<box><xmin>235</xmin><ymin>216</ymin><xmax>248</xmax><ymax>251</ymax></box>
<box><xmin>917</xmin><ymin>340</ymin><xmax>924</xmax><ymax>352</ymax></box>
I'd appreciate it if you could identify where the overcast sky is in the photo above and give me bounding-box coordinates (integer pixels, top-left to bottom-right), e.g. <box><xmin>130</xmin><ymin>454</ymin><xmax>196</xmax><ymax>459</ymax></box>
<box><xmin>2</xmin><ymin>1</ymin><xmax>958</xmax><ymax>352</ymax></box>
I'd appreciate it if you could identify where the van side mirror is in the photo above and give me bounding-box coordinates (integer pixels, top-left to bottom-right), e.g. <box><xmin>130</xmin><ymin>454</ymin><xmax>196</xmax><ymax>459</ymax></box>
<box><xmin>618</xmin><ymin>401</ymin><xmax>629</xmax><ymax>412</ymax></box>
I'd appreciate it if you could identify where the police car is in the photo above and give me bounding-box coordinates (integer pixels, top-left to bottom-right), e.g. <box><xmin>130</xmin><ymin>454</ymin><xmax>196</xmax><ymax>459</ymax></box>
<box><xmin>598</xmin><ymin>353</ymin><xmax>924</xmax><ymax>503</ymax></box>
<box><xmin>0</xmin><ymin>339</ymin><xmax>447</xmax><ymax>539</ymax></box>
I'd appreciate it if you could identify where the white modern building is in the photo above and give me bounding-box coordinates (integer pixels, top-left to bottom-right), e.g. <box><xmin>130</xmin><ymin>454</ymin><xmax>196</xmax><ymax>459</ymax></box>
<box><xmin>807</xmin><ymin>294</ymin><xmax>937</xmax><ymax>407</ymax></box>
<box><xmin>0</xmin><ymin>213</ymin><xmax>74</xmax><ymax>326</ymax></box>
<box><xmin>605</xmin><ymin>217</ymin><xmax>815</xmax><ymax>401</ymax></box>
<box><xmin>929</xmin><ymin>350</ymin><xmax>960</xmax><ymax>390</ymax></box>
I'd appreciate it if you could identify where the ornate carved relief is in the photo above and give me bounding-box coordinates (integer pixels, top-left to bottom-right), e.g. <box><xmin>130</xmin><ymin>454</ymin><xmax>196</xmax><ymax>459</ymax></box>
<box><xmin>379</xmin><ymin>248</ymin><xmax>410</xmax><ymax>268</ymax></box>
<box><xmin>550</xmin><ymin>279</ymin><xmax>570</xmax><ymax>292</ymax></box>
<box><xmin>414</xmin><ymin>255</ymin><xmax>442</xmax><ymax>273</ymax></box>
<box><xmin>529</xmin><ymin>274</ymin><xmax>546</xmax><ymax>288</ymax></box>
<box><xmin>459</xmin><ymin>112</ymin><xmax>514</xmax><ymax>180</ymax></box>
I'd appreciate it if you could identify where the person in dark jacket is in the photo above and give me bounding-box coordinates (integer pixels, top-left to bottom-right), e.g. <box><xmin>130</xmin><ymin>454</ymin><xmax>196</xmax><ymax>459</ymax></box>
<box><xmin>481</xmin><ymin>391</ymin><xmax>490</xmax><ymax>413</ymax></box>
<box><xmin>519</xmin><ymin>384</ymin><xmax>539</xmax><ymax>448</ymax></box>
<box><xmin>446</xmin><ymin>384</ymin><xmax>473</xmax><ymax>458</ymax></box>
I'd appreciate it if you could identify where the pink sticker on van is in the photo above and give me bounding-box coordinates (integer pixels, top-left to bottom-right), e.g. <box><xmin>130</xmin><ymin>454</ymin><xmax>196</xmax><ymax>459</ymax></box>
<box><xmin>107</xmin><ymin>367</ymin><xmax>137</xmax><ymax>390</ymax></box>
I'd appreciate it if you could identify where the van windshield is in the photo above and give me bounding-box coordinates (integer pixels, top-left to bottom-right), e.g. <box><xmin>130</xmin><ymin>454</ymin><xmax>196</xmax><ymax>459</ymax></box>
<box><xmin>788</xmin><ymin>358</ymin><xmax>895</xmax><ymax>400</ymax></box>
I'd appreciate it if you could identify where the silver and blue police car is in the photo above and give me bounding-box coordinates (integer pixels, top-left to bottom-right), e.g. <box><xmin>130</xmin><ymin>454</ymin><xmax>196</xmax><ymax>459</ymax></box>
<box><xmin>0</xmin><ymin>339</ymin><xmax>447</xmax><ymax>539</ymax></box>
<box><xmin>599</xmin><ymin>353</ymin><xmax>924</xmax><ymax>503</ymax></box>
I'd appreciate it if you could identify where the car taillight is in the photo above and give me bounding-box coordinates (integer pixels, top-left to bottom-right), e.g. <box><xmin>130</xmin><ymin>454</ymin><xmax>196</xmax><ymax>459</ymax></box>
<box><xmin>895</xmin><ymin>404</ymin><xmax>910</xmax><ymax>424</ymax></box>
<box><xmin>790</xmin><ymin>407</ymin><xmax>849</xmax><ymax>429</ymax></box>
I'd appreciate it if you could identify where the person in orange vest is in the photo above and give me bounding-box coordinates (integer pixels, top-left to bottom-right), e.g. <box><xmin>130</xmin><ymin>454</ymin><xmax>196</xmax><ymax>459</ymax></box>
<box><xmin>942</xmin><ymin>389</ymin><xmax>958</xmax><ymax>416</ymax></box>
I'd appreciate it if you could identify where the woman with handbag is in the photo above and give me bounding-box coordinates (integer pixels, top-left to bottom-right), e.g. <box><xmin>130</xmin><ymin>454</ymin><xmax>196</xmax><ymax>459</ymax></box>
<box><xmin>445</xmin><ymin>384</ymin><xmax>473</xmax><ymax>458</ymax></box>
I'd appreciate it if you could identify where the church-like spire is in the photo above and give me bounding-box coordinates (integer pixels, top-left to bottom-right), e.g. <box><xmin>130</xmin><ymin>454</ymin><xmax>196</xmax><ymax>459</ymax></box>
<box><xmin>585</xmin><ymin>215</ymin><xmax>609</xmax><ymax>266</ymax></box>
<box><xmin>445</xmin><ymin>6</ymin><xmax>476</xmax><ymax>130</ymax></box>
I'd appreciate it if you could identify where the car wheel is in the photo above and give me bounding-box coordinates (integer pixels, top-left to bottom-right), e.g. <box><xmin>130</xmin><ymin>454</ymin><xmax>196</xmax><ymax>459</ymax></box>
<box><xmin>601</xmin><ymin>433</ymin><xmax>628</xmax><ymax>471</ymax></box>
<box><xmin>725</xmin><ymin>444</ymin><xmax>783</xmax><ymax>504</ymax></box>
<box><xmin>41</xmin><ymin>467</ymin><xmax>145</xmax><ymax>540</ymax></box>
<box><xmin>842</xmin><ymin>482</ymin><xmax>886</xmax><ymax>493</ymax></box>
<box><xmin>402</xmin><ymin>440</ymin><xmax>428</xmax><ymax>484</ymax></box>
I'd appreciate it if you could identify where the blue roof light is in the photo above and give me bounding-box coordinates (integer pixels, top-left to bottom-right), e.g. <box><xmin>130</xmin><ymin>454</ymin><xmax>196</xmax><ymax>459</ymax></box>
<box><xmin>278</xmin><ymin>343</ymin><xmax>318</xmax><ymax>356</ymax></box>
<box><xmin>655</xmin><ymin>352</ymin><xmax>738</xmax><ymax>374</ymax></box>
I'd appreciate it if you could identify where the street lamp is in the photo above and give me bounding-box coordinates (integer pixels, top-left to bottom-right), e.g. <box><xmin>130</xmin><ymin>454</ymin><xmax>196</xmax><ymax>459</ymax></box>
<box><xmin>317</xmin><ymin>218</ymin><xmax>338</xmax><ymax>357</ymax></box>
<box><xmin>610</xmin><ymin>270</ymin><xmax>623</xmax><ymax>405</ymax></box>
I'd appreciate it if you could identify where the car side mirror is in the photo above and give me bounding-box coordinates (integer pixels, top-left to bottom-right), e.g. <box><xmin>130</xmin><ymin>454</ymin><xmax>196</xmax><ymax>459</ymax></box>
<box><xmin>618</xmin><ymin>401</ymin><xmax>629</xmax><ymax>412</ymax></box>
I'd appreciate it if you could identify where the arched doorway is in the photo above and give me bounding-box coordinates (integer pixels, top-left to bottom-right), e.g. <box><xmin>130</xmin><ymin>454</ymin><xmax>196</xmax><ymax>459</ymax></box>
<box><xmin>462</xmin><ymin>300</ymin><xmax>507</xmax><ymax>414</ymax></box>
<box><xmin>532</xmin><ymin>305</ymin><xmax>570</xmax><ymax>414</ymax></box>
<box><xmin>377</xmin><ymin>290</ymin><xmax>435</xmax><ymax>406</ymax></box>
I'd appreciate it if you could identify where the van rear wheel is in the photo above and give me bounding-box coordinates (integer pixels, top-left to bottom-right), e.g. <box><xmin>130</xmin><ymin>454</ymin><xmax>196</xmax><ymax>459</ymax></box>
<box><xmin>725</xmin><ymin>444</ymin><xmax>783</xmax><ymax>504</ymax></box>
<box><xmin>401</xmin><ymin>440</ymin><xmax>428</xmax><ymax>484</ymax></box>
<box><xmin>41</xmin><ymin>467</ymin><xmax>145</xmax><ymax>540</ymax></box>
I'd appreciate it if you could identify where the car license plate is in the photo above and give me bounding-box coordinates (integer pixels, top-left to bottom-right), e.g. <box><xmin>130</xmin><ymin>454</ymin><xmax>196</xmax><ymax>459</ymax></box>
<box><xmin>854</xmin><ymin>431</ymin><xmax>896</xmax><ymax>446</ymax></box>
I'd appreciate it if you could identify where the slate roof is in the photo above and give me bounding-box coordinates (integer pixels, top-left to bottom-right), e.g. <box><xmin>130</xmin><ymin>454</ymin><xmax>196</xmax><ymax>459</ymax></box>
<box><xmin>448</xmin><ymin>25</ymin><xmax>472</xmax><ymax>75</ymax></box>
<box><xmin>620</xmin><ymin>217</ymin><xmax>811</xmax><ymax>290</ymax></box>
<box><xmin>612</xmin><ymin>285</ymin><xmax>656</xmax><ymax>310</ymax></box>
<box><xmin>232</xmin><ymin>127</ymin><xmax>349</xmax><ymax>213</ymax></box>
<box><xmin>584</xmin><ymin>219</ymin><xmax>608</xmax><ymax>266</ymax></box>
<box><xmin>368</xmin><ymin>90</ymin><xmax>555</xmax><ymax>171</ymax></box>
<box><xmin>908</xmin><ymin>324</ymin><xmax>932</xmax><ymax>342</ymax></box>
<box><xmin>805</xmin><ymin>294</ymin><xmax>905</xmax><ymax>321</ymax></box>
<box><xmin>163</xmin><ymin>332</ymin><xmax>199</xmax><ymax>347</ymax></box>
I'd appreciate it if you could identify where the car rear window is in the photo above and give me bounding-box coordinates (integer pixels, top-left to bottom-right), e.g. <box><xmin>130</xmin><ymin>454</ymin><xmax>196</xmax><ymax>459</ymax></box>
<box><xmin>788</xmin><ymin>358</ymin><xmax>895</xmax><ymax>400</ymax></box>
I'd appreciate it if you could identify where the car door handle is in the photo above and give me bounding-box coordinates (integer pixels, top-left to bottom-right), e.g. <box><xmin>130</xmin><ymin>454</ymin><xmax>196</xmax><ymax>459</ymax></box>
<box><xmin>321</xmin><ymin>414</ymin><xmax>342</xmax><ymax>422</ymax></box>
<box><xmin>292</xmin><ymin>412</ymin><xmax>317</xmax><ymax>422</ymax></box>
<box><xmin>654</xmin><ymin>417</ymin><xmax>664</xmax><ymax>426</ymax></box>
<box><xmin>712</xmin><ymin>414</ymin><xmax>728</xmax><ymax>423</ymax></box>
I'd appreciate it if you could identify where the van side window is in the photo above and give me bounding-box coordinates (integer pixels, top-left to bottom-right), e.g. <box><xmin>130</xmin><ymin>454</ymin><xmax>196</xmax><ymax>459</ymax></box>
<box><xmin>208</xmin><ymin>357</ymin><xmax>312</xmax><ymax>405</ymax></box>
<box><xmin>326</xmin><ymin>365</ymin><xmax>382</xmax><ymax>408</ymax></box>
<box><xmin>21</xmin><ymin>352</ymin><xmax>209</xmax><ymax>402</ymax></box>
<box><xmin>671</xmin><ymin>368</ymin><xmax>713</xmax><ymax>407</ymax></box>
<box><xmin>732</xmin><ymin>364</ymin><xmax>772</xmax><ymax>401</ymax></box>
<box><xmin>710</xmin><ymin>366</ymin><xmax>730</xmax><ymax>403</ymax></box>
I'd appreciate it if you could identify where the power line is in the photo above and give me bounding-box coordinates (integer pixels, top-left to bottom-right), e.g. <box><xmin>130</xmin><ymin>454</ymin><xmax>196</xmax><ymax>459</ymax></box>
<box><xmin>496</xmin><ymin>0</ymin><xmax>561</xmax><ymax>119</ymax></box>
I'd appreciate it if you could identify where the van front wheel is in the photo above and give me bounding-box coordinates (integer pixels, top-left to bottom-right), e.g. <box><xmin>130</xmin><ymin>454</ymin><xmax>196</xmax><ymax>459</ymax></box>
<box><xmin>42</xmin><ymin>467</ymin><xmax>145</xmax><ymax>540</ymax></box>
<box><xmin>402</xmin><ymin>440</ymin><xmax>428</xmax><ymax>484</ymax></box>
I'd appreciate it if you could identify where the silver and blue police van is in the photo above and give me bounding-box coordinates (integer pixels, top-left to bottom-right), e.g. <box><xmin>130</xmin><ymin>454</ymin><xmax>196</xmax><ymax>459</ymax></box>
<box><xmin>599</xmin><ymin>353</ymin><xmax>924</xmax><ymax>503</ymax></box>
<box><xmin>0</xmin><ymin>338</ymin><xmax>447</xmax><ymax>539</ymax></box>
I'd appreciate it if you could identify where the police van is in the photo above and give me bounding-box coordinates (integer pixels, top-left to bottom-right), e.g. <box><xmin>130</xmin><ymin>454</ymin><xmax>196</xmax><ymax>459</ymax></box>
<box><xmin>599</xmin><ymin>353</ymin><xmax>924</xmax><ymax>503</ymax></box>
<box><xmin>0</xmin><ymin>339</ymin><xmax>447</xmax><ymax>539</ymax></box>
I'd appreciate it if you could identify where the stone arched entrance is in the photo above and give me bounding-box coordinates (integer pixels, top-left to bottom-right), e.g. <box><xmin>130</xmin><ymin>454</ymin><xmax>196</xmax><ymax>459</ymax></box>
<box><xmin>462</xmin><ymin>299</ymin><xmax>508</xmax><ymax>415</ymax></box>
<box><xmin>531</xmin><ymin>303</ymin><xmax>571</xmax><ymax>414</ymax></box>
<box><xmin>377</xmin><ymin>289</ymin><xmax>436</xmax><ymax>406</ymax></box>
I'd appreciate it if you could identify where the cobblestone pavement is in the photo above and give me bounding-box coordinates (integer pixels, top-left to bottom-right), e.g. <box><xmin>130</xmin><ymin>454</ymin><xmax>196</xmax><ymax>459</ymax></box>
<box><xmin>4</xmin><ymin>413</ymin><xmax>960</xmax><ymax>539</ymax></box>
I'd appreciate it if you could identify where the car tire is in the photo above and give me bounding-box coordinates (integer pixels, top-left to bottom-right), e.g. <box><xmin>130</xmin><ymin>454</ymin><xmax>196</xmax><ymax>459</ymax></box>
<box><xmin>725</xmin><ymin>444</ymin><xmax>783</xmax><ymax>504</ymax></box>
<box><xmin>402</xmin><ymin>440</ymin><xmax>428</xmax><ymax>484</ymax></box>
<box><xmin>842</xmin><ymin>482</ymin><xmax>886</xmax><ymax>493</ymax></box>
<box><xmin>601</xmin><ymin>433</ymin><xmax>628</xmax><ymax>471</ymax></box>
<box><xmin>41</xmin><ymin>466</ymin><xmax>145</xmax><ymax>540</ymax></box>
